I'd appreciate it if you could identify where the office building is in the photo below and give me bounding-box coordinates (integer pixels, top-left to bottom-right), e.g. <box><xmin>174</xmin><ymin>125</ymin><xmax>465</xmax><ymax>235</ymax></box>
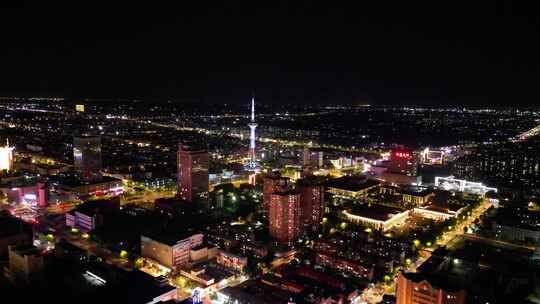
<box><xmin>73</xmin><ymin>136</ymin><xmax>103</xmax><ymax>183</ymax></box>
<box><xmin>269</xmin><ymin>190</ymin><xmax>302</xmax><ymax>244</ymax></box>
<box><xmin>177</xmin><ymin>144</ymin><xmax>209</xmax><ymax>202</ymax></box>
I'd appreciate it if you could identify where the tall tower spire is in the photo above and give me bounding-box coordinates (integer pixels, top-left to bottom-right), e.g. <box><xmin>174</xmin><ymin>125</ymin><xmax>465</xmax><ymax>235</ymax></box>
<box><xmin>247</xmin><ymin>95</ymin><xmax>258</xmax><ymax>170</ymax></box>
<box><xmin>251</xmin><ymin>96</ymin><xmax>255</xmax><ymax>122</ymax></box>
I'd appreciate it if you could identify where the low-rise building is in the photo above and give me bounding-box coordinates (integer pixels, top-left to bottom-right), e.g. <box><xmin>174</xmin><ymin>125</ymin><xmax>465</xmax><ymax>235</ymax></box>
<box><xmin>140</xmin><ymin>233</ymin><xmax>204</xmax><ymax>269</ymax></box>
<box><xmin>396</xmin><ymin>272</ymin><xmax>466</xmax><ymax>304</ymax></box>
<box><xmin>343</xmin><ymin>204</ymin><xmax>410</xmax><ymax>231</ymax></box>
<box><xmin>216</xmin><ymin>250</ymin><xmax>248</xmax><ymax>273</ymax></box>
<box><xmin>325</xmin><ymin>175</ymin><xmax>380</xmax><ymax>199</ymax></box>
<box><xmin>65</xmin><ymin>198</ymin><xmax>120</xmax><ymax>232</ymax></box>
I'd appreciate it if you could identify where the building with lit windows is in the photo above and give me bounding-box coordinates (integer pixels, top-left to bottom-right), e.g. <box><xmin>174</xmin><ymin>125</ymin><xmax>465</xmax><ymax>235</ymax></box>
<box><xmin>140</xmin><ymin>233</ymin><xmax>204</xmax><ymax>269</ymax></box>
<box><xmin>73</xmin><ymin>136</ymin><xmax>102</xmax><ymax>183</ymax></box>
<box><xmin>216</xmin><ymin>250</ymin><xmax>248</xmax><ymax>273</ymax></box>
<box><xmin>298</xmin><ymin>177</ymin><xmax>325</xmax><ymax>231</ymax></box>
<box><xmin>399</xmin><ymin>186</ymin><xmax>434</xmax><ymax>206</ymax></box>
<box><xmin>269</xmin><ymin>190</ymin><xmax>301</xmax><ymax>244</ymax></box>
<box><xmin>396</xmin><ymin>272</ymin><xmax>465</xmax><ymax>304</ymax></box>
<box><xmin>452</xmin><ymin>140</ymin><xmax>540</xmax><ymax>193</ymax></box>
<box><xmin>389</xmin><ymin>147</ymin><xmax>419</xmax><ymax>176</ymax></box>
<box><xmin>177</xmin><ymin>144</ymin><xmax>209</xmax><ymax>203</ymax></box>
<box><xmin>263</xmin><ymin>172</ymin><xmax>289</xmax><ymax>213</ymax></box>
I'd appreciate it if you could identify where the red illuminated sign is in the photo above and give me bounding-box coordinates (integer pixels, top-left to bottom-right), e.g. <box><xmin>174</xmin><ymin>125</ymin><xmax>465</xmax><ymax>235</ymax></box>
<box><xmin>393</xmin><ymin>149</ymin><xmax>412</xmax><ymax>159</ymax></box>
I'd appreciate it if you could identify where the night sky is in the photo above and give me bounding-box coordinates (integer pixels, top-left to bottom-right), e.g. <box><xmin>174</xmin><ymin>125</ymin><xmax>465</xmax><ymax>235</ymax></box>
<box><xmin>0</xmin><ymin>1</ymin><xmax>538</xmax><ymax>105</ymax></box>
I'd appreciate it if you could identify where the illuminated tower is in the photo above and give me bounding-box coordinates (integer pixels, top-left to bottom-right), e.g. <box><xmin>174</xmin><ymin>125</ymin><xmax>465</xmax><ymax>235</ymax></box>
<box><xmin>0</xmin><ymin>139</ymin><xmax>14</xmax><ymax>172</ymax></box>
<box><xmin>247</xmin><ymin>97</ymin><xmax>259</xmax><ymax>170</ymax></box>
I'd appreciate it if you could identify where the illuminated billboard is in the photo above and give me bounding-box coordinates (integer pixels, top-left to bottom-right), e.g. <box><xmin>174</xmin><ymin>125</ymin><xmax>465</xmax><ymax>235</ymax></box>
<box><xmin>76</xmin><ymin>104</ymin><xmax>85</xmax><ymax>112</ymax></box>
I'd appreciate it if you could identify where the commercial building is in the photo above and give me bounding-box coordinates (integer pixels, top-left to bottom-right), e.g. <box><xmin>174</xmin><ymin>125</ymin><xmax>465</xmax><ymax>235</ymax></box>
<box><xmin>73</xmin><ymin>136</ymin><xmax>103</xmax><ymax>183</ymax></box>
<box><xmin>177</xmin><ymin>144</ymin><xmax>209</xmax><ymax>203</ymax></box>
<box><xmin>140</xmin><ymin>233</ymin><xmax>204</xmax><ymax>269</ymax></box>
<box><xmin>269</xmin><ymin>190</ymin><xmax>302</xmax><ymax>244</ymax></box>
<box><xmin>3</xmin><ymin>244</ymin><xmax>44</xmax><ymax>284</ymax></box>
<box><xmin>54</xmin><ymin>174</ymin><xmax>123</xmax><ymax>197</ymax></box>
<box><xmin>262</xmin><ymin>172</ymin><xmax>289</xmax><ymax>212</ymax></box>
<box><xmin>343</xmin><ymin>204</ymin><xmax>410</xmax><ymax>231</ymax></box>
<box><xmin>325</xmin><ymin>175</ymin><xmax>380</xmax><ymax>199</ymax></box>
<box><xmin>0</xmin><ymin>180</ymin><xmax>48</xmax><ymax>207</ymax></box>
<box><xmin>396</xmin><ymin>272</ymin><xmax>465</xmax><ymax>304</ymax></box>
<box><xmin>298</xmin><ymin>178</ymin><xmax>325</xmax><ymax>231</ymax></box>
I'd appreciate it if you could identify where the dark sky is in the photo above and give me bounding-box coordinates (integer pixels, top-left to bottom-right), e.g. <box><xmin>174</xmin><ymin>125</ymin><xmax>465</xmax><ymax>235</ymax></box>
<box><xmin>0</xmin><ymin>1</ymin><xmax>538</xmax><ymax>105</ymax></box>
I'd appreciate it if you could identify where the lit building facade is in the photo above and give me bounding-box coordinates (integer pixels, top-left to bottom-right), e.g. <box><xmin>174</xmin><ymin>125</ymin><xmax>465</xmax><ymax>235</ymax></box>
<box><xmin>298</xmin><ymin>179</ymin><xmax>325</xmax><ymax>231</ymax></box>
<box><xmin>216</xmin><ymin>250</ymin><xmax>248</xmax><ymax>273</ymax></box>
<box><xmin>140</xmin><ymin>233</ymin><xmax>204</xmax><ymax>269</ymax></box>
<box><xmin>177</xmin><ymin>144</ymin><xmax>209</xmax><ymax>202</ymax></box>
<box><xmin>269</xmin><ymin>190</ymin><xmax>302</xmax><ymax>244</ymax></box>
<box><xmin>263</xmin><ymin>172</ymin><xmax>289</xmax><ymax>213</ymax></box>
<box><xmin>73</xmin><ymin>136</ymin><xmax>102</xmax><ymax>183</ymax></box>
<box><xmin>396</xmin><ymin>272</ymin><xmax>465</xmax><ymax>304</ymax></box>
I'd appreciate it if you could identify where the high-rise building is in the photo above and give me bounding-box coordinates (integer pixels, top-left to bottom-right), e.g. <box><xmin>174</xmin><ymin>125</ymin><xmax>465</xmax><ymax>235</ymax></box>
<box><xmin>396</xmin><ymin>272</ymin><xmax>465</xmax><ymax>304</ymax></box>
<box><xmin>298</xmin><ymin>178</ymin><xmax>325</xmax><ymax>231</ymax></box>
<box><xmin>263</xmin><ymin>172</ymin><xmax>289</xmax><ymax>213</ymax></box>
<box><xmin>73</xmin><ymin>136</ymin><xmax>102</xmax><ymax>183</ymax></box>
<box><xmin>269</xmin><ymin>190</ymin><xmax>301</xmax><ymax>244</ymax></box>
<box><xmin>0</xmin><ymin>139</ymin><xmax>15</xmax><ymax>172</ymax></box>
<box><xmin>177</xmin><ymin>144</ymin><xmax>209</xmax><ymax>202</ymax></box>
<box><xmin>389</xmin><ymin>147</ymin><xmax>419</xmax><ymax>176</ymax></box>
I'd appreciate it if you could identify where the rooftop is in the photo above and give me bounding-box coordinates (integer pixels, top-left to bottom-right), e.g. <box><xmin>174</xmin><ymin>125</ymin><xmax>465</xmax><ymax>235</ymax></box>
<box><xmin>325</xmin><ymin>175</ymin><xmax>380</xmax><ymax>192</ymax></box>
<box><xmin>345</xmin><ymin>203</ymin><xmax>406</xmax><ymax>222</ymax></box>
<box><xmin>399</xmin><ymin>186</ymin><xmax>433</xmax><ymax>196</ymax></box>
